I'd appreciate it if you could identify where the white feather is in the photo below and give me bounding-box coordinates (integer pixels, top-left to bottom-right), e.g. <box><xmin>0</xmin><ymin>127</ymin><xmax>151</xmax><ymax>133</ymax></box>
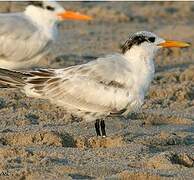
<box><xmin>0</xmin><ymin>1</ymin><xmax>64</xmax><ymax>70</ymax></box>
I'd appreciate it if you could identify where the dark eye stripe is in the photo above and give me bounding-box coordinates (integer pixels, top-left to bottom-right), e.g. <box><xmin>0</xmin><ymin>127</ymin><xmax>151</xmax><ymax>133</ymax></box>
<box><xmin>121</xmin><ymin>34</ymin><xmax>157</xmax><ymax>53</ymax></box>
<box><xmin>121</xmin><ymin>35</ymin><xmax>148</xmax><ymax>53</ymax></box>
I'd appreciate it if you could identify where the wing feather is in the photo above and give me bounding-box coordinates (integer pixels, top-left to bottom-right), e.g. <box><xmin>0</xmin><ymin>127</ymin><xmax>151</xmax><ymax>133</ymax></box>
<box><xmin>0</xmin><ymin>13</ymin><xmax>51</xmax><ymax>63</ymax></box>
<box><xmin>24</xmin><ymin>55</ymin><xmax>133</xmax><ymax>113</ymax></box>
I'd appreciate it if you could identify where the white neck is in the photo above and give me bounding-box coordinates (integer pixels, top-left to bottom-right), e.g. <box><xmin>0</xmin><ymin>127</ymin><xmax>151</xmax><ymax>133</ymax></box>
<box><xmin>123</xmin><ymin>45</ymin><xmax>156</xmax><ymax>94</ymax></box>
<box><xmin>24</xmin><ymin>6</ymin><xmax>58</xmax><ymax>38</ymax></box>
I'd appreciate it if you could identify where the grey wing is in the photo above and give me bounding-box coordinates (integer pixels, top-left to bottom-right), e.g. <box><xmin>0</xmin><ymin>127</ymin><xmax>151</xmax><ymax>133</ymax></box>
<box><xmin>0</xmin><ymin>13</ymin><xmax>51</xmax><ymax>62</ymax></box>
<box><xmin>25</xmin><ymin>55</ymin><xmax>134</xmax><ymax>113</ymax></box>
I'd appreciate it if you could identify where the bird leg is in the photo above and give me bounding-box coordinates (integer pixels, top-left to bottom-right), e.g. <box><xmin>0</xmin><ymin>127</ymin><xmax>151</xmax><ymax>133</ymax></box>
<box><xmin>100</xmin><ymin>120</ymin><xmax>106</xmax><ymax>137</ymax></box>
<box><xmin>95</xmin><ymin>119</ymin><xmax>101</xmax><ymax>136</ymax></box>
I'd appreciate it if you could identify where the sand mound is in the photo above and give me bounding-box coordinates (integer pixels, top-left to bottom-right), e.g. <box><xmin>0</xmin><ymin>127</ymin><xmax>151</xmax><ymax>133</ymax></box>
<box><xmin>75</xmin><ymin>136</ymin><xmax>125</xmax><ymax>149</ymax></box>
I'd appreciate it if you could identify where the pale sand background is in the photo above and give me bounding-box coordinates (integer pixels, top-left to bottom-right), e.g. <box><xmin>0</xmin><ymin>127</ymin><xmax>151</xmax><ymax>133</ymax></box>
<box><xmin>0</xmin><ymin>2</ymin><xmax>194</xmax><ymax>179</ymax></box>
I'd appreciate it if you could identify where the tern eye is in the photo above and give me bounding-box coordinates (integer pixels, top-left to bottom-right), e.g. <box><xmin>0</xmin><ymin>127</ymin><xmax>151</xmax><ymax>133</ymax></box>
<box><xmin>148</xmin><ymin>37</ymin><xmax>156</xmax><ymax>43</ymax></box>
<box><xmin>46</xmin><ymin>5</ymin><xmax>55</xmax><ymax>11</ymax></box>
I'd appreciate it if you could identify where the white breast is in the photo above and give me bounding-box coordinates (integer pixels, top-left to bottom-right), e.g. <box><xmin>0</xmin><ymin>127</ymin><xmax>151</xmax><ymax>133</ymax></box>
<box><xmin>123</xmin><ymin>46</ymin><xmax>155</xmax><ymax>111</ymax></box>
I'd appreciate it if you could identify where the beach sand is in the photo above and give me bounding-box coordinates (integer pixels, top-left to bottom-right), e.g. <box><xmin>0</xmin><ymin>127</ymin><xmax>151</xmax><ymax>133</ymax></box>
<box><xmin>0</xmin><ymin>2</ymin><xmax>194</xmax><ymax>179</ymax></box>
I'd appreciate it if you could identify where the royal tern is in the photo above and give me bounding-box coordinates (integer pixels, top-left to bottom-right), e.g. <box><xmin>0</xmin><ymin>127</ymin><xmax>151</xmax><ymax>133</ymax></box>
<box><xmin>0</xmin><ymin>31</ymin><xmax>190</xmax><ymax>136</ymax></box>
<box><xmin>0</xmin><ymin>1</ymin><xmax>92</xmax><ymax>70</ymax></box>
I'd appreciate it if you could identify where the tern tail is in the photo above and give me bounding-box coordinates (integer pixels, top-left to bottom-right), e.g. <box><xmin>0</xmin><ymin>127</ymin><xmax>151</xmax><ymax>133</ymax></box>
<box><xmin>0</xmin><ymin>68</ymin><xmax>31</xmax><ymax>88</ymax></box>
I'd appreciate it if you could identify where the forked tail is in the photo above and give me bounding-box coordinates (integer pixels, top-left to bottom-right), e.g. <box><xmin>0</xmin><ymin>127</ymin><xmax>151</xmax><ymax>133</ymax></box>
<box><xmin>0</xmin><ymin>68</ymin><xmax>31</xmax><ymax>88</ymax></box>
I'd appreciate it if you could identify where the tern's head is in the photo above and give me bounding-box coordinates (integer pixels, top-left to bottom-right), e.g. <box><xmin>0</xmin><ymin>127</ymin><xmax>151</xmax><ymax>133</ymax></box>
<box><xmin>121</xmin><ymin>31</ymin><xmax>190</xmax><ymax>57</ymax></box>
<box><xmin>26</xmin><ymin>1</ymin><xmax>92</xmax><ymax>24</ymax></box>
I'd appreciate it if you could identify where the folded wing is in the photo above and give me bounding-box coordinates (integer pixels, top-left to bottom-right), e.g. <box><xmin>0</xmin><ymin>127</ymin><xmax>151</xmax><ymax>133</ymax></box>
<box><xmin>26</xmin><ymin>54</ymin><xmax>134</xmax><ymax>113</ymax></box>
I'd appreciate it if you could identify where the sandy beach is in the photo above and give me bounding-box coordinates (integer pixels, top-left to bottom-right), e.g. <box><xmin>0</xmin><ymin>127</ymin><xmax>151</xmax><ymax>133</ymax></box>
<box><xmin>0</xmin><ymin>1</ymin><xmax>194</xmax><ymax>179</ymax></box>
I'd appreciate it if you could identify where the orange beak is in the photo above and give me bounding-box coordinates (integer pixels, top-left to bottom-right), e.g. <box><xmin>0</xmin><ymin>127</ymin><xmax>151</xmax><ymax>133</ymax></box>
<box><xmin>158</xmin><ymin>40</ymin><xmax>190</xmax><ymax>48</ymax></box>
<box><xmin>57</xmin><ymin>10</ymin><xmax>92</xmax><ymax>21</ymax></box>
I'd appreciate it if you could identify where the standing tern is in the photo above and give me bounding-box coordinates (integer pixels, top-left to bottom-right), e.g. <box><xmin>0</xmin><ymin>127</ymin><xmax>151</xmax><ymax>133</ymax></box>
<box><xmin>0</xmin><ymin>1</ymin><xmax>92</xmax><ymax>70</ymax></box>
<box><xmin>0</xmin><ymin>31</ymin><xmax>190</xmax><ymax>136</ymax></box>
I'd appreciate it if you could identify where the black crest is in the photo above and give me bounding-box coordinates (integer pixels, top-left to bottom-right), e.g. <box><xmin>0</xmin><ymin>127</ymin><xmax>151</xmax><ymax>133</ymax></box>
<box><xmin>121</xmin><ymin>35</ymin><xmax>148</xmax><ymax>54</ymax></box>
<box><xmin>29</xmin><ymin>1</ymin><xmax>43</xmax><ymax>8</ymax></box>
<box><xmin>121</xmin><ymin>33</ymin><xmax>156</xmax><ymax>54</ymax></box>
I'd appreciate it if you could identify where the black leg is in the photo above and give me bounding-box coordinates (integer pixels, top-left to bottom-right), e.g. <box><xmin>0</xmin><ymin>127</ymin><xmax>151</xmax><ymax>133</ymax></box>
<box><xmin>95</xmin><ymin>119</ymin><xmax>101</xmax><ymax>136</ymax></box>
<box><xmin>100</xmin><ymin>120</ymin><xmax>106</xmax><ymax>137</ymax></box>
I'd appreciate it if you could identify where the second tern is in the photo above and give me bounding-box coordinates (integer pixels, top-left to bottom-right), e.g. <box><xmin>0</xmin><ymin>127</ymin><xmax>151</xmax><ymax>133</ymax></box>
<box><xmin>0</xmin><ymin>1</ymin><xmax>92</xmax><ymax>70</ymax></box>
